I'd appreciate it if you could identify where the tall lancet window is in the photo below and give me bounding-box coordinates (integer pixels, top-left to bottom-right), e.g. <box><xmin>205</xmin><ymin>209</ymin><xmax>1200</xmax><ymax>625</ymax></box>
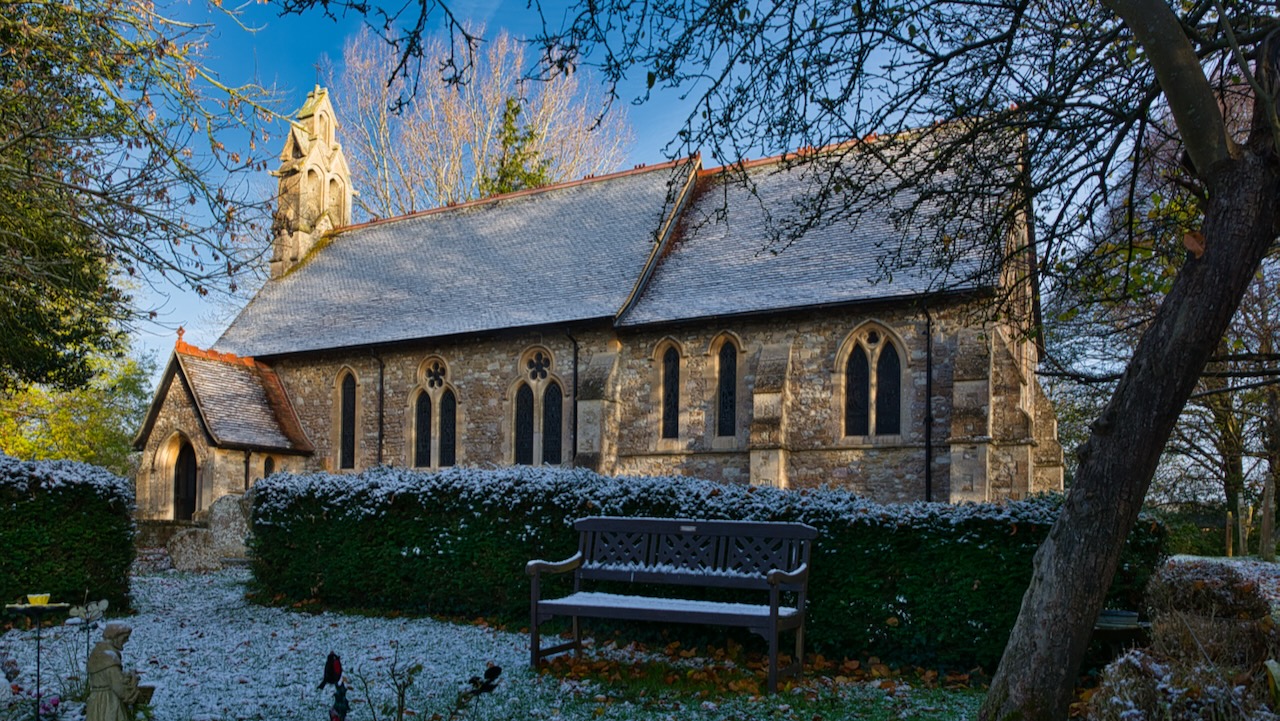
<box><xmin>515</xmin><ymin>383</ymin><xmax>535</xmax><ymax>465</ymax></box>
<box><xmin>661</xmin><ymin>346</ymin><xmax>680</xmax><ymax>439</ymax></box>
<box><xmin>716</xmin><ymin>342</ymin><xmax>738</xmax><ymax>438</ymax></box>
<box><xmin>339</xmin><ymin>372</ymin><xmax>357</xmax><ymax>469</ymax></box>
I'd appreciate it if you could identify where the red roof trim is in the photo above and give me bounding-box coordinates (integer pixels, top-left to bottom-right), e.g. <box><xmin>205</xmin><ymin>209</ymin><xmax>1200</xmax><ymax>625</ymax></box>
<box><xmin>175</xmin><ymin>336</ymin><xmax>259</xmax><ymax>368</ymax></box>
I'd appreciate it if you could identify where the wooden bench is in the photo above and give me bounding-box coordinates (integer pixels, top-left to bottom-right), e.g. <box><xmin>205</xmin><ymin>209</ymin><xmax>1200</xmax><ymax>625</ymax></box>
<box><xmin>526</xmin><ymin>516</ymin><xmax>818</xmax><ymax>693</ymax></box>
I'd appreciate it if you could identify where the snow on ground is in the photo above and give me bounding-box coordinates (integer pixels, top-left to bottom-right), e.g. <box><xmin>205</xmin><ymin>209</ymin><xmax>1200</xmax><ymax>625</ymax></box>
<box><xmin>1</xmin><ymin>567</ymin><xmax>976</xmax><ymax>721</ymax></box>
<box><xmin>4</xmin><ymin>567</ymin><xmax>529</xmax><ymax>721</ymax></box>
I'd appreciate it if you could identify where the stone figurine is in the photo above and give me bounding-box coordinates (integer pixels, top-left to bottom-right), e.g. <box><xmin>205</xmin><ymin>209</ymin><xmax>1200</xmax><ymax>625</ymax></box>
<box><xmin>86</xmin><ymin>622</ymin><xmax>140</xmax><ymax>721</ymax></box>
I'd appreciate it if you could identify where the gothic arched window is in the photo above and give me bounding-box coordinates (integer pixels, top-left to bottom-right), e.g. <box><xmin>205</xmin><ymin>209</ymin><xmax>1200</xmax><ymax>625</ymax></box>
<box><xmin>511</xmin><ymin>349</ymin><xmax>566</xmax><ymax>466</ymax></box>
<box><xmin>515</xmin><ymin>383</ymin><xmax>535</xmax><ymax>465</ymax></box>
<box><xmin>716</xmin><ymin>342</ymin><xmax>738</xmax><ymax>438</ymax></box>
<box><xmin>414</xmin><ymin>391</ymin><xmax>433</xmax><ymax>467</ymax></box>
<box><xmin>339</xmin><ymin>372</ymin><xmax>357</xmax><ymax>469</ymax></box>
<box><xmin>843</xmin><ymin>327</ymin><xmax>903</xmax><ymax>437</ymax></box>
<box><xmin>876</xmin><ymin>343</ymin><xmax>902</xmax><ymax>435</ymax></box>
<box><xmin>412</xmin><ymin>358</ymin><xmax>460</xmax><ymax>469</ymax></box>
<box><xmin>542</xmin><ymin>382</ymin><xmax>563</xmax><ymax>465</ymax></box>
<box><xmin>439</xmin><ymin>389</ymin><xmax>457</xmax><ymax>467</ymax></box>
<box><xmin>661</xmin><ymin>346</ymin><xmax>680</xmax><ymax>439</ymax></box>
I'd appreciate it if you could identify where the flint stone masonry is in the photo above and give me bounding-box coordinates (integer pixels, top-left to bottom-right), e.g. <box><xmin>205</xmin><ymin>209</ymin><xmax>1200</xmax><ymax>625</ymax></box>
<box><xmin>166</xmin><ymin>528</ymin><xmax>223</xmax><ymax>572</ymax></box>
<box><xmin>207</xmin><ymin>493</ymin><xmax>251</xmax><ymax>558</ymax></box>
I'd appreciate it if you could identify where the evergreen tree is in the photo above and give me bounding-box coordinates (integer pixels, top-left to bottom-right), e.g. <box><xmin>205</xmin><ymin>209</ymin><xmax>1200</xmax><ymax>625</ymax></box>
<box><xmin>478</xmin><ymin>98</ymin><xmax>553</xmax><ymax>197</ymax></box>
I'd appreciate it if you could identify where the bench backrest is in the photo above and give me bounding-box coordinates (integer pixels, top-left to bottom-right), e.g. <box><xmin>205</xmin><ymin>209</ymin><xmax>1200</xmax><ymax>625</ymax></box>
<box><xmin>573</xmin><ymin>516</ymin><xmax>817</xmax><ymax>590</ymax></box>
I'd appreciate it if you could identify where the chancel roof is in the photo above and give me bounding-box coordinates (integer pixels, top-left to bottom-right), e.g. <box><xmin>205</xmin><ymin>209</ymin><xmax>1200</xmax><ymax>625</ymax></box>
<box><xmin>215</xmin><ymin>161</ymin><xmax>691</xmax><ymax>357</ymax></box>
<box><xmin>133</xmin><ymin>341</ymin><xmax>313</xmax><ymax>454</ymax></box>
<box><xmin>617</xmin><ymin>146</ymin><xmax>1010</xmax><ymax>327</ymax></box>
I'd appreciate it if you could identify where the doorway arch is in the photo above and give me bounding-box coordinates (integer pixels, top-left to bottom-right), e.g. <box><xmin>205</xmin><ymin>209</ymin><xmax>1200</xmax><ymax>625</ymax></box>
<box><xmin>173</xmin><ymin>439</ymin><xmax>198</xmax><ymax>521</ymax></box>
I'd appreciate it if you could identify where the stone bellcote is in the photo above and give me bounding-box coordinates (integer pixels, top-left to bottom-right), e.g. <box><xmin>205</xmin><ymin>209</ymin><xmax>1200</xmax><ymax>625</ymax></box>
<box><xmin>269</xmin><ymin>86</ymin><xmax>353</xmax><ymax>279</ymax></box>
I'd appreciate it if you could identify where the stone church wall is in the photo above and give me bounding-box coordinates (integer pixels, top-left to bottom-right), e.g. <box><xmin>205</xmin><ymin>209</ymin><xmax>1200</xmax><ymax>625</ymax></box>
<box><xmin>250</xmin><ymin>298</ymin><xmax>1059</xmax><ymax>505</ymax></box>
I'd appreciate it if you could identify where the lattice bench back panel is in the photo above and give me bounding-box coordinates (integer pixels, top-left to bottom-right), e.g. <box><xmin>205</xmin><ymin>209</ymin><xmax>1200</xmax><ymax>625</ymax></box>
<box><xmin>573</xmin><ymin>517</ymin><xmax>816</xmax><ymax>590</ymax></box>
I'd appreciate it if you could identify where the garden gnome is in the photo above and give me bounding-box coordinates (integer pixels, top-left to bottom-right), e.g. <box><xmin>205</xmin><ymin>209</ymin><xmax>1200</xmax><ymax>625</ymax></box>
<box><xmin>86</xmin><ymin>622</ymin><xmax>140</xmax><ymax>721</ymax></box>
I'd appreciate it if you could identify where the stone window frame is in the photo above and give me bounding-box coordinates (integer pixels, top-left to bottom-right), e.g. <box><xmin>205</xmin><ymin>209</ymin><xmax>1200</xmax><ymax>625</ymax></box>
<box><xmin>507</xmin><ymin>346</ymin><xmax>569</xmax><ymax>466</ymax></box>
<box><xmin>332</xmin><ymin>367</ymin><xmax>361</xmax><ymax>472</ymax></box>
<box><xmin>408</xmin><ymin>356</ymin><xmax>461</xmax><ymax>469</ymax></box>
<box><xmin>651</xmin><ymin>338</ymin><xmax>686</xmax><ymax>450</ymax></box>
<box><xmin>706</xmin><ymin>332</ymin><xmax>746</xmax><ymax>450</ymax></box>
<box><xmin>834</xmin><ymin>322</ymin><xmax>910</xmax><ymax>445</ymax></box>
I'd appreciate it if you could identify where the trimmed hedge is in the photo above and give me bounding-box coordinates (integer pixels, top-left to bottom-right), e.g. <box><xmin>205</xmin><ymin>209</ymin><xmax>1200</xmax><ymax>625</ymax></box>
<box><xmin>0</xmin><ymin>455</ymin><xmax>135</xmax><ymax>610</ymax></box>
<box><xmin>250</xmin><ymin>466</ymin><xmax>1165</xmax><ymax>669</ymax></box>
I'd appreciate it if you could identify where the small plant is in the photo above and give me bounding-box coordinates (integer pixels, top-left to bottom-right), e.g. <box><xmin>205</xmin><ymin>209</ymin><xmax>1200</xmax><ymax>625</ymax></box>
<box><xmin>444</xmin><ymin>664</ymin><xmax>502</xmax><ymax>720</ymax></box>
<box><xmin>346</xmin><ymin>643</ymin><xmax>424</xmax><ymax>721</ymax></box>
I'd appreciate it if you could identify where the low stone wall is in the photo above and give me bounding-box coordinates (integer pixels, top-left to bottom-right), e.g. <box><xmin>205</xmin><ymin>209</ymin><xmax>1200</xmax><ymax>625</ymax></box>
<box><xmin>136</xmin><ymin>519</ymin><xmax>202</xmax><ymax>548</ymax></box>
<box><xmin>152</xmin><ymin>493</ymin><xmax>253</xmax><ymax>572</ymax></box>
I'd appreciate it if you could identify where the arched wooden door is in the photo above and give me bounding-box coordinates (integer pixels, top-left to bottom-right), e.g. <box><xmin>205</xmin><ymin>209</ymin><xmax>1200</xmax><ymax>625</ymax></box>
<box><xmin>173</xmin><ymin>441</ymin><xmax>198</xmax><ymax>521</ymax></box>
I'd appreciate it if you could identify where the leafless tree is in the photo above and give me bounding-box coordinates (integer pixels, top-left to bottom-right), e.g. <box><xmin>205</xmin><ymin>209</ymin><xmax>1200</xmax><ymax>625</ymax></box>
<box><xmin>330</xmin><ymin>27</ymin><xmax>631</xmax><ymax>219</ymax></box>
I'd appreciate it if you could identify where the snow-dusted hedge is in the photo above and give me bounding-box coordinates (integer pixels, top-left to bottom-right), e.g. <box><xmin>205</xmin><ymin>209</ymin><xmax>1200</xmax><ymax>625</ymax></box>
<box><xmin>249</xmin><ymin>466</ymin><xmax>1165</xmax><ymax>669</ymax></box>
<box><xmin>0</xmin><ymin>455</ymin><xmax>134</xmax><ymax>608</ymax></box>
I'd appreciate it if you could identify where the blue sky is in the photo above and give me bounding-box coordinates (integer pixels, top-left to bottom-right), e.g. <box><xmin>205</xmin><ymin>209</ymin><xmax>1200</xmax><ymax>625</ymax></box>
<box><xmin>134</xmin><ymin>0</ymin><xmax>694</xmax><ymax>374</ymax></box>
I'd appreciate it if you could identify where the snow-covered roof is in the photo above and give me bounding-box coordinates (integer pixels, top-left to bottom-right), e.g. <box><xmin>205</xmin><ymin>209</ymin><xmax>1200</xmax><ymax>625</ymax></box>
<box><xmin>214</xmin><ymin>161</ymin><xmax>692</xmax><ymax>358</ymax></box>
<box><xmin>133</xmin><ymin>341</ymin><xmax>313</xmax><ymax>454</ymax></box>
<box><xmin>617</xmin><ymin>148</ymin><xmax>1006</xmax><ymax>327</ymax></box>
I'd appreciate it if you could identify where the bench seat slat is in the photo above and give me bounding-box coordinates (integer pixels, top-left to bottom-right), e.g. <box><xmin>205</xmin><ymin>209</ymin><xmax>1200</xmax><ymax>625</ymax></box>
<box><xmin>578</xmin><ymin>565</ymin><xmax>785</xmax><ymax>590</ymax></box>
<box><xmin>538</xmin><ymin>591</ymin><xmax>800</xmax><ymax>628</ymax></box>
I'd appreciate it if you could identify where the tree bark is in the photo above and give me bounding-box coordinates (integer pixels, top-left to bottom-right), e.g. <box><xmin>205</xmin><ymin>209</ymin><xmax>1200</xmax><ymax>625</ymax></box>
<box><xmin>979</xmin><ymin>153</ymin><xmax>1280</xmax><ymax>720</ymax></box>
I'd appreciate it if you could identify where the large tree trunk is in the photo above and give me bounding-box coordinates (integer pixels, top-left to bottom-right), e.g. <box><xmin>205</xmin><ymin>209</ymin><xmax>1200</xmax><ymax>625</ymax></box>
<box><xmin>979</xmin><ymin>154</ymin><xmax>1279</xmax><ymax>721</ymax></box>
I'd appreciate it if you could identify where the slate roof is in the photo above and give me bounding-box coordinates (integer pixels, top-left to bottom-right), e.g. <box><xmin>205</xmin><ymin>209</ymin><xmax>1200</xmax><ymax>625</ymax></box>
<box><xmin>617</xmin><ymin>148</ymin><xmax>1008</xmax><ymax>327</ymax></box>
<box><xmin>214</xmin><ymin>161</ymin><xmax>692</xmax><ymax>358</ymax></box>
<box><xmin>133</xmin><ymin>342</ymin><xmax>313</xmax><ymax>454</ymax></box>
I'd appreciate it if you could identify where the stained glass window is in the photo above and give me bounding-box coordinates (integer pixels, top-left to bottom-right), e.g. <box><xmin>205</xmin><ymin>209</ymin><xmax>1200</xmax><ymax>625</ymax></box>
<box><xmin>845</xmin><ymin>347</ymin><xmax>871</xmax><ymax>436</ymax></box>
<box><xmin>439</xmin><ymin>389</ymin><xmax>457</xmax><ymax>467</ymax></box>
<box><xmin>515</xmin><ymin>383</ymin><xmax>534</xmax><ymax>465</ymax></box>
<box><xmin>717</xmin><ymin>343</ymin><xmax>737</xmax><ymax>437</ymax></box>
<box><xmin>414</xmin><ymin>391</ymin><xmax>432</xmax><ymax>467</ymax></box>
<box><xmin>340</xmin><ymin>373</ymin><xmax>356</xmax><ymax>469</ymax></box>
<box><xmin>876</xmin><ymin>343</ymin><xmax>902</xmax><ymax>434</ymax></box>
<box><xmin>543</xmin><ymin>382</ymin><xmax>563</xmax><ymax>465</ymax></box>
<box><xmin>661</xmin><ymin>347</ymin><xmax>679</xmax><ymax>439</ymax></box>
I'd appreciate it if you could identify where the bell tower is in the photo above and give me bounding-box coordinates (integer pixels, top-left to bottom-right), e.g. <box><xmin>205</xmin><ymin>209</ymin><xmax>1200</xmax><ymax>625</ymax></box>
<box><xmin>269</xmin><ymin>86</ymin><xmax>352</xmax><ymax>279</ymax></box>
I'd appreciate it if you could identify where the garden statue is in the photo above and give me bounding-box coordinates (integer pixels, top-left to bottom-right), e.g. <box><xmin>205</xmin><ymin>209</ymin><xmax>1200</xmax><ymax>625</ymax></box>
<box><xmin>86</xmin><ymin>622</ymin><xmax>139</xmax><ymax>721</ymax></box>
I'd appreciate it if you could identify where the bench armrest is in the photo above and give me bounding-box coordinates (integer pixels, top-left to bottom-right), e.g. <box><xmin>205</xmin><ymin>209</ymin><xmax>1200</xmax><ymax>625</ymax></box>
<box><xmin>767</xmin><ymin>563</ymin><xmax>809</xmax><ymax>586</ymax></box>
<box><xmin>526</xmin><ymin>552</ymin><xmax>584</xmax><ymax>577</ymax></box>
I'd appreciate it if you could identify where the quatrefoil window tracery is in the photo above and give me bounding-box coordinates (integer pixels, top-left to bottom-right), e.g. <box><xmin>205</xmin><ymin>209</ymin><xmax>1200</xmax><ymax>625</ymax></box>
<box><xmin>425</xmin><ymin>361</ymin><xmax>447</xmax><ymax>389</ymax></box>
<box><xmin>526</xmin><ymin>352</ymin><xmax>551</xmax><ymax>381</ymax></box>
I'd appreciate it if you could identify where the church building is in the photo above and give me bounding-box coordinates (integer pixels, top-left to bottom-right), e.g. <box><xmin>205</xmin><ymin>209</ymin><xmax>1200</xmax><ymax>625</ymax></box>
<box><xmin>133</xmin><ymin>86</ymin><xmax>1063</xmax><ymax>521</ymax></box>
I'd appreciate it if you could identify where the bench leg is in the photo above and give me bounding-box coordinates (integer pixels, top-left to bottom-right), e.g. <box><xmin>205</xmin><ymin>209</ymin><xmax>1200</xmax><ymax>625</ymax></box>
<box><xmin>767</xmin><ymin>630</ymin><xmax>780</xmax><ymax>694</ymax></box>
<box><xmin>794</xmin><ymin>624</ymin><xmax>805</xmax><ymax>678</ymax></box>
<box><xmin>530</xmin><ymin>613</ymin><xmax>542</xmax><ymax>668</ymax></box>
<box><xmin>572</xmin><ymin>616</ymin><xmax>582</xmax><ymax>657</ymax></box>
